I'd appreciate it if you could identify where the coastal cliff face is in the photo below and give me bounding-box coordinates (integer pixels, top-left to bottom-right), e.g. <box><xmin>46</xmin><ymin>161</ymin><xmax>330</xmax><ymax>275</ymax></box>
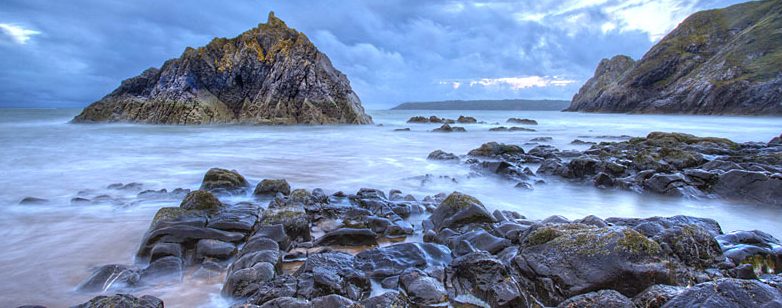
<box><xmin>73</xmin><ymin>12</ymin><xmax>372</xmax><ymax>125</ymax></box>
<box><xmin>568</xmin><ymin>0</ymin><xmax>782</xmax><ymax>115</ymax></box>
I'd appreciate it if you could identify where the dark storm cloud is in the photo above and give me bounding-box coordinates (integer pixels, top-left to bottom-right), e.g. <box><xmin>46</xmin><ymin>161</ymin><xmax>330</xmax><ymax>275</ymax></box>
<box><xmin>0</xmin><ymin>0</ymin><xmax>744</xmax><ymax>108</ymax></box>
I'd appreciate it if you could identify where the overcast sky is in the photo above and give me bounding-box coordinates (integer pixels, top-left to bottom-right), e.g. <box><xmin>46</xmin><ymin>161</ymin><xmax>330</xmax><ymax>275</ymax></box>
<box><xmin>0</xmin><ymin>0</ymin><xmax>744</xmax><ymax>109</ymax></box>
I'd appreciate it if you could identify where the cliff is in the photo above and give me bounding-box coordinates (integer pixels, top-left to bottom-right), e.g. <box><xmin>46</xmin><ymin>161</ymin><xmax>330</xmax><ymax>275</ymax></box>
<box><xmin>73</xmin><ymin>12</ymin><xmax>372</xmax><ymax>125</ymax></box>
<box><xmin>567</xmin><ymin>0</ymin><xmax>782</xmax><ymax>115</ymax></box>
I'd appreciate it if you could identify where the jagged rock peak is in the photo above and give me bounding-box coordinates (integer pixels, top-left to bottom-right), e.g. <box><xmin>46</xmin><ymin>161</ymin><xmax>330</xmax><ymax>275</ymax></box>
<box><xmin>73</xmin><ymin>11</ymin><xmax>373</xmax><ymax>125</ymax></box>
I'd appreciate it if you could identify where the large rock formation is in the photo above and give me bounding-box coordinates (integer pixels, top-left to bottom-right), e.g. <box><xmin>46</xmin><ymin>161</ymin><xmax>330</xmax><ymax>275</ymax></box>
<box><xmin>567</xmin><ymin>0</ymin><xmax>782</xmax><ymax>115</ymax></box>
<box><xmin>73</xmin><ymin>12</ymin><xmax>372</xmax><ymax>125</ymax></box>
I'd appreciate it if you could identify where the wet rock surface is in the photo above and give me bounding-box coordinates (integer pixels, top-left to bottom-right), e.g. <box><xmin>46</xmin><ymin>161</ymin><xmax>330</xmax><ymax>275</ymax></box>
<box><xmin>431</xmin><ymin>131</ymin><xmax>782</xmax><ymax>206</ymax></box>
<box><xmin>55</xmin><ymin>167</ymin><xmax>782</xmax><ymax>307</ymax></box>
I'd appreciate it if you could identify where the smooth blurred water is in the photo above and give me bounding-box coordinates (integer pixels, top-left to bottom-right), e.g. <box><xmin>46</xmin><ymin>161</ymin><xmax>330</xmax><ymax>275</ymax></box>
<box><xmin>0</xmin><ymin>108</ymin><xmax>780</xmax><ymax>307</ymax></box>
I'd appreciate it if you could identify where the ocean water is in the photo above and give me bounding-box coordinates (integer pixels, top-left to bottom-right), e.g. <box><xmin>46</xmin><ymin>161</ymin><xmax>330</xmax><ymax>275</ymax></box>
<box><xmin>0</xmin><ymin>108</ymin><xmax>780</xmax><ymax>307</ymax></box>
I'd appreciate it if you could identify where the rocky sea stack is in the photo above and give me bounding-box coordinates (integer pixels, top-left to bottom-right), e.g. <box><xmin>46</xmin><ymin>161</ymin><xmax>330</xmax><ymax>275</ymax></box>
<box><xmin>567</xmin><ymin>0</ymin><xmax>782</xmax><ymax>115</ymax></box>
<box><xmin>72</xmin><ymin>12</ymin><xmax>373</xmax><ymax>125</ymax></box>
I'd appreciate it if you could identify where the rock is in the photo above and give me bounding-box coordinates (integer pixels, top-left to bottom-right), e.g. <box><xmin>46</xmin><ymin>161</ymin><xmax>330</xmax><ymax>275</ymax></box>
<box><xmin>632</xmin><ymin>284</ymin><xmax>685</xmax><ymax>308</ymax></box>
<box><xmin>716</xmin><ymin>230</ymin><xmax>782</xmax><ymax>274</ymax></box>
<box><xmin>313</xmin><ymin>228</ymin><xmax>378</xmax><ymax>247</ymax></box>
<box><xmin>18</xmin><ymin>197</ymin><xmax>48</xmax><ymax>205</ymax></box>
<box><xmin>76</xmin><ymin>264</ymin><xmax>140</xmax><ymax>292</ymax></box>
<box><xmin>606</xmin><ymin>215</ymin><xmax>723</xmax><ymax>268</ymax></box>
<box><xmin>355</xmin><ymin>243</ymin><xmax>452</xmax><ymax>279</ymax></box>
<box><xmin>507</xmin><ymin>118</ymin><xmax>538</xmax><ymax>125</ymax></box>
<box><xmin>712</xmin><ymin>169</ymin><xmax>782</xmax><ymax>206</ymax></box>
<box><xmin>310</xmin><ymin>294</ymin><xmax>358</xmax><ymax>308</ymax></box>
<box><xmin>200</xmin><ymin>168</ymin><xmax>249</xmax><ymax>194</ymax></box>
<box><xmin>73</xmin><ymin>12</ymin><xmax>372</xmax><ymax>125</ymax></box>
<box><xmin>571</xmin><ymin>139</ymin><xmax>596</xmax><ymax>145</ymax></box>
<box><xmin>73</xmin><ymin>294</ymin><xmax>163</xmax><ymax>308</ymax></box>
<box><xmin>294</xmin><ymin>252</ymin><xmax>371</xmax><ymax>301</ymax></box>
<box><xmin>432</xmin><ymin>123</ymin><xmax>466</xmax><ymax>132</ymax></box>
<box><xmin>429</xmin><ymin>192</ymin><xmax>495</xmax><ymax>231</ymax></box>
<box><xmin>515</xmin><ymin>224</ymin><xmax>673</xmax><ymax>305</ymax></box>
<box><xmin>489</xmin><ymin>126</ymin><xmax>536</xmax><ymax>132</ymax></box>
<box><xmin>447</xmin><ymin>229</ymin><xmax>511</xmax><ymax>255</ymax></box>
<box><xmin>360</xmin><ymin>291</ymin><xmax>410</xmax><ymax>308</ymax></box>
<box><xmin>467</xmin><ymin>142</ymin><xmax>524</xmax><ymax>157</ymax></box>
<box><xmin>179</xmin><ymin>190</ymin><xmax>222</xmax><ymax>211</ymax></box>
<box><xmin>393</xmin><ymin>128</ymin><xmax>410</xmax><ymax>131</ymax></box>
<box><xmin>770</xmin><ymin>133</ymin><xmax>782</xmax><ymax>146</ymax></box>
<box><xmin>663</xmin><ymin>278</ymin><xmax>782</xmax><ymax>307</ymax></box>
<box><xmin>260</xmin><ymin>205</ymin><xmax>310</xmax><ymax>242</ymax></box>
<box><xmin>196</xmin><ymin>239</ymin><xmax>237</xmax><ymax>260</ymax></box>
<box><xmin>106</xmin><ymin>182</ymin><xmax>143</xmax><ymax>191</ymax></box>
<box><xmin>457</xmin><ymin>115</ymin><xmax>478</xmax><ymax>123</ymax></box>
<box><xmin>257</xmin><ymin>297</ymin><xmax>310</xmax><ymax>308</ymax></box>
<box><xmin>254</xmin><ymin>179</ymin><xmax>291</xmax><ymax>196</ymax></box>
<box><xmin>558</xmin><ymin>289</ymin><xmax>634</xmax><ymax>308</ymax></box>
<box><xmin>223</xmin><ymin>261</ymin><xmax>277</xmax><ymax>299</ymax></box>
<box><xmin>447</xmin><ymin>251</ymin><xmax>530</xmax><ymax>307</ymax></box>
<box><xmin>141</xmin><ymin>256</ymin><xmax>184</xmax><ymax>282</ymax></box>
<box><xmin>136</xmin><ymin>225</ymin><xmax>244</xmax><ymax>259</ymax></box>
<box><xmin>530</xmin><ymin>137</ymin><xmax>552</xmax><ymax>142</ymax></box>
<box><xmin>150</xmin><ymin>242</ymin><xmax>182</xmax><ymax>261</ymax></box>
<box><xmin>427</xmin><ymin>150</ymin><xmax>459</xmax><ymax>160</ymax></box>
<box><xmin>566</xmin><ymin>1</ymin><xmax>782</xmax><ymax>115</ymax></box>
<box><xmin>399</xmin><ymin>269</ymin><xmax>448</xmax><ymax>305</ymax></box>
<box><xmin>407</xmin><ymin>116</ymin><xmax>429</xmax><ymax>123</ymax></box>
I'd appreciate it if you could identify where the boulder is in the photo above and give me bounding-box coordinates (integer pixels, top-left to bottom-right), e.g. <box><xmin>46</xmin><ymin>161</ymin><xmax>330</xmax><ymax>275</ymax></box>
<box><xmin>399</xmin><ymin>269</ymin><xmax>448</xmax><ymax>305</ymax></box>
<box><xmin>254</xmin><ymin>179</ymin><xmax>291</xmax><ymax>196</ymax></box>
<box><xmin>73</xmin><ymin>294</ymin><xmax>163</xmax><ymax>308</ymax></box>
<box><xmin>360</xmin><ymin>291</ymin><xmax>410</xmax><ymax>308</ymax></box>
<box><xmin>294</xmin><ymin>252</ymin><xmax>371</xmax><ymax>301</ymax></box>
<box><xmin>179</xmin><ymin>190</ymin><xmax>223</xmax><ymax>211</ymax></box>
<box><xmin>429</xmin><ymin>192</ymin><xmax>495</xmax><ymax>231</ymax></box>
<box><xmin>468</xmin><ymin>142</ymin><xmax>524</xmax><ymax>157</ymax></box>
<box><xmin>632</xmin><ymin>284</ymin><xmax>685</xmax><ymax>308</ymax></box>
<box><xmin>200</xmin><ymin>168</ymin><xmax>249</xmax><ymax>194</ymax></box>
<box><xmin>447</xmin><ymin>251</ymin><xmax>530</xmax><ymax>307</ymax></box>
<box><xmin>355</xmin><ymin>242</ymin><xmax>452</xmax><ymax>279</ymax></box>
<box><xmin>76</xmin><ymin>264</ymin><xmax>140</xmax><ymax>292</ymax></box>
<box><xmin>457</xmin><ymin>115</ymin><xmax>478</xmax><ymax>123</ymax></box>
<box><xmin>557</xmin><ymin>290</ymin><xmax>634</xmax><ymax>308</ymax></box>
<box><xmin>515</xmin><ymin>224</ymin><xmax>673</xmax><ymax>305</ymax></box>
<box><xmin>313</xmin><ymin>228</ymin><xmax>378</xmax><ymax>247</ymax></box>
<box><xmin>432</xmin><ymin>123</ymin><xmax>466</xmax><ymax>132</ymax></box>
<box><xmin>606</xmin><ymin>216</ymin><xmax>723</xmax><ymax>268</ymax></box>
<box><xmin>427</xmin><ymin>150</ymin><xmax>459</xmax><ymax>160</ymax></box>
<box><xmin>663</xmin><ymin>278</ymin><xmax>782</xmax><ymax>307</ymax></box>
<box><xmin>712</xmin><ymin>169</ymin><xmax>782</xmax><ymax>206</ymax></box>
<box><xmin>716</xmin><ymin>230</ymin><xmax>782</xmax><ymax>274</ymax></box>
<box><xmin>260</xmin><ymin>205</ymin><xmax>310</xmax><ymax>242</ymax></box>
<box><xmin>507</xmin><ymin>118</ymin><xmax>538</xmax><ymax>125</ymax></box>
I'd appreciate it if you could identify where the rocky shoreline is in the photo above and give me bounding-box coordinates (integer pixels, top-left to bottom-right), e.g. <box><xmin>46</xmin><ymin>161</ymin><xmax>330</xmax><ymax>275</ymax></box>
<box><xmin>430</xmin><ymin>131</ymin><xmax>782</xmax><ymax>206</ymax></box>
<box><xmin>17</xmin><ymin>158</ymin><xmax>782</xmax><ymax>307</ymax></box>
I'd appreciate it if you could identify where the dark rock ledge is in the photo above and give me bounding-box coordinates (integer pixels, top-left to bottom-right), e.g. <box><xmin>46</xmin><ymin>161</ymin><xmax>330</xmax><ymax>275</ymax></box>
<box><xmin>429</xmin><ymin>131</ymin><xmax>782</xmax><ymax>206</ymax></box>
<box><xmin>21</xmin><ymin>167</ymin><xmax>782</xmax><ymax>307</ymax></box>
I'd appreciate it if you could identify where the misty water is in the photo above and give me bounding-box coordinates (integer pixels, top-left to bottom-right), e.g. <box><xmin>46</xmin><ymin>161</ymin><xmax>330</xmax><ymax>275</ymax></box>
<box><xmin>0</xmin><ymin>108</ymin><xmax>780</xmax><ymax>307</ymax></box>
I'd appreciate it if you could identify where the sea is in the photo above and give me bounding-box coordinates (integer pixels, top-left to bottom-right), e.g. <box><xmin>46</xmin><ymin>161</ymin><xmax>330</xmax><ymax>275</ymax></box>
<box><xmin>0</xmin><ymin>108</ymin><xmax>780</xmax><ymax>307</ymax></box>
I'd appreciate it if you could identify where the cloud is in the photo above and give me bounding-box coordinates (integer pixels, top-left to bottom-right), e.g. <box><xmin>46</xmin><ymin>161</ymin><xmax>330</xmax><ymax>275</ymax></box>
<box><xmin>0</xmin><ymin>23</ymin><xmax>41</xmax><ymax>44</ymax></box>
<box><xmin>0</xmin><ymin>0</ymin><xmax>747</xmax><ymax>108</ymax></box>
<box><xmin>463</xmin><ymin>76</ymin><xmax>577</xmax><ymax>90</ymax></box>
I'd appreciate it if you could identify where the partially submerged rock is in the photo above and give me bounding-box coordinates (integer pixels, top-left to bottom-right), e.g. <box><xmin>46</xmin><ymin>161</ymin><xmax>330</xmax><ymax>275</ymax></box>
<box><xmin>200</xmin><ymin>168</ymin><xmax>248</xmax><ymax>194</ymax></box>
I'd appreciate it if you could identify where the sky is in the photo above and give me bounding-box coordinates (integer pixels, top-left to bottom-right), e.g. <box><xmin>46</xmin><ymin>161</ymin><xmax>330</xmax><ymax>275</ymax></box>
<box><xmin>0</xmin><ymin>0</ymin><xmax>745</xmax><ymax>109</ymax></box>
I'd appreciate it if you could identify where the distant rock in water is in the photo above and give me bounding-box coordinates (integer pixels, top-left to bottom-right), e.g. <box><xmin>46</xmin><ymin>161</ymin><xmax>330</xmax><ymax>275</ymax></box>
<box><xmin>73</xmin><ymin>12</ymin><xmax>372</xmax><ymax>125</ymax></box>
<box><xmin>567</xmin><ymin>0</ymin><xmax>782</xmax><ymax>115</ymax></box>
